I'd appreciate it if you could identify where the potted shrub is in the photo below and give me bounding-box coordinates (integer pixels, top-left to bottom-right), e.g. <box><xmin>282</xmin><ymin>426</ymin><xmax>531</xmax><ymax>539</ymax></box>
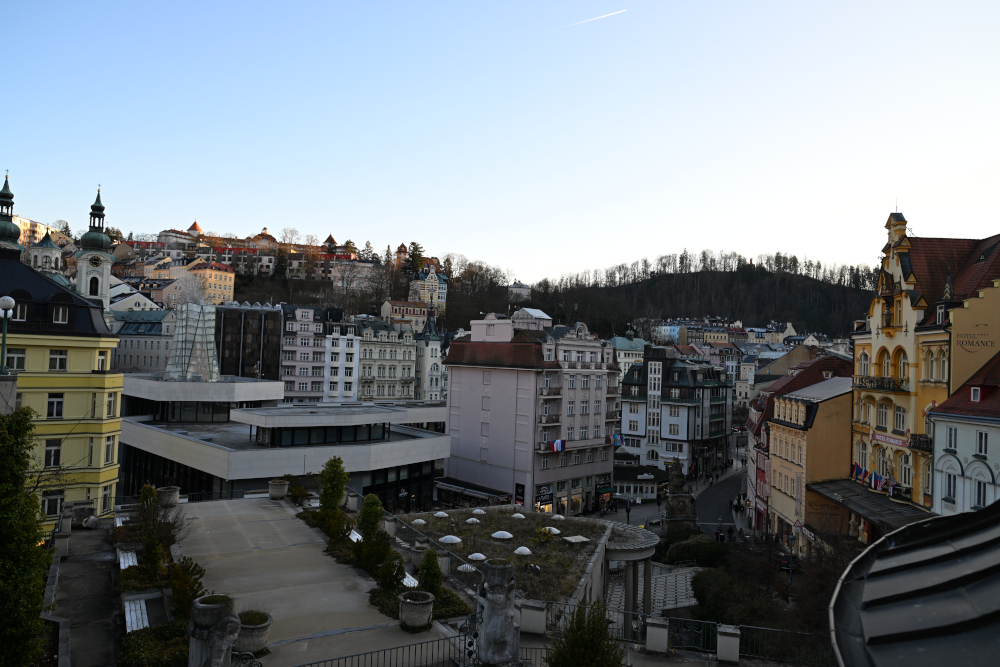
<box><xmin>235</xmin><ymin>606</ymin><xmax>273</xmax><ymax>654</ymax></box>
<box><xmin>398</xmin><ymin>590</ymin><xmax>435</xmax><ymax>631</ymax></box>
<box><xmin>158</xmin><ymin>486</ymin><xmax>180</xmax><ymax>508</ymax></box>
<box><xmin>269</xmin><ymin>479</ymin><xmax>290</xmax><ymax>500</ymax></box>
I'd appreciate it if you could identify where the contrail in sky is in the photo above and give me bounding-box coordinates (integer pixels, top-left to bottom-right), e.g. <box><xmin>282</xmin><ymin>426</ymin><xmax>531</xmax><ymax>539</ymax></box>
<box><xmin>566</xmin><ymin>9</ymin><xmax>627</xmax><ymax>27</ymax></box>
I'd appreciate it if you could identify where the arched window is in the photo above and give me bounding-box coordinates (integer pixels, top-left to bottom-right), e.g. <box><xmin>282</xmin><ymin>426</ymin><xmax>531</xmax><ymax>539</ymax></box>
<box><xmin>876</xmin><ymin>349</ymin><xmax>890</xmax><ymax>377</ymax></box>
<box><xmin>32</xmin><ymin>255</ymin><xmax>38</xmax><ymax>267</ymax></box>
<box><xmin>938</xmin><ymin>352</ymin><xmax>948</xmax><ymax>382</ymax></box>
<box><xmin>897</xmin><ymin>351</ymin><xmax>908</xmax><ymax>378</ymax></box>
<box><xmin>877</xmin><ymin>402</ymin><xmax>889</xmax><ymax>428</ymax></box>
<box><xmin>858</xmin><ymin>440</ymin><xmax>869</xmax><ymax>467</ymax></box>
<box><xmin>877</xmin><ymin>447</ymin><xmax>891</xmax><ymax>477</ymax></box>
<box><xmin>647</xmin><ymin>450</ymin><xmax>659</xmax><ymax>461</ymax></box>
<box><xmin>858</xmin><ymin>352</ymin><xmax>870</xmax><ymax>376</ymax></box>
<box><xmin>430</xmin><ymin>363</ymin><xmax>439</xmax><ymax>373</ymax></box>
<box><xmin>899</xmin><ymin>453</ymin><xmax>913</xmax><ymax>487</ymax></box>
<box><xmin>89</xmin><ymin>277</ymin><xmax>99</xmax><ymax>296</ymax></box>
<box><xmin>923</xmin><ymin>350</ymin><xmax>933</xmax><ymax>380</ymax></box>
<box><xmin>894</xmin><ymin>406</ymin><xmax>906</xmax><ymax>431</ymax></box>
<box><xmin>42</xmin><ymin>256</ymin><xmax>51</xmax><ymax>269</ymax></box>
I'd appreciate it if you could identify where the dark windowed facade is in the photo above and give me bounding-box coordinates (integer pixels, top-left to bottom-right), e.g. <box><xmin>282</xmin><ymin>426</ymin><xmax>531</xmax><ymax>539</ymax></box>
<box><xmin>215</xmin><ymin>305</ymin><xmax>282</xmax><ymax>380</ymax></box>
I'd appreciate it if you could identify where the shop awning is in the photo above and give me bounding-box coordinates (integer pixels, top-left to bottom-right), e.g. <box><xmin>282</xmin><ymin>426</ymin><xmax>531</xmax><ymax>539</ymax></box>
<box><xmin>807</xmin><ymin>479</ymin><xmax>931</xmax><ymax>532</ymax></box>
<box><xmin>435</xmin><ymin>477</ymin><xmax>511</xmax><ymax>503</ymax></box>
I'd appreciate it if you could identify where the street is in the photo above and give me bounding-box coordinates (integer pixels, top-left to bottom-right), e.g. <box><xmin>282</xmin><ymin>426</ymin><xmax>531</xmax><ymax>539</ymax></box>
<box><xmin>694</xmin><ymin>472</ymin><xmax>745</xmax><ymax>538</ymax></box>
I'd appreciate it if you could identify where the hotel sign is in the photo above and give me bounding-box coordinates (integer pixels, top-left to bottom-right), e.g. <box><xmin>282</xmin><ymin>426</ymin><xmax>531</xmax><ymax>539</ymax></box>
<box><xmin>871</xmin><ymin>430</ymin><xmax>908</xmax><ymax>448</ymax></box>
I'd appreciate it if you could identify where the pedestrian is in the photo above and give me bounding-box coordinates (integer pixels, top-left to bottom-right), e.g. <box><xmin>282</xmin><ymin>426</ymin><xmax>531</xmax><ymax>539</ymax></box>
<box><xmin>728</xmin><ymin>499</ymin><xmax>733</xmax><ymax>511</ymax></box>
<box><xmin>727</xmin><ymin>526</ymin><xmax>735</xmax><ymax>541</ymax></box>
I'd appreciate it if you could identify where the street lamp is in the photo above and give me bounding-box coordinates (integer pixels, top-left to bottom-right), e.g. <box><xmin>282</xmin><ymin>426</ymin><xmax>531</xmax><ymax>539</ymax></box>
<box><xmin>0</xmin><ymin>295</ymin><xmax>15</xmax><ymax>375</ymax></box>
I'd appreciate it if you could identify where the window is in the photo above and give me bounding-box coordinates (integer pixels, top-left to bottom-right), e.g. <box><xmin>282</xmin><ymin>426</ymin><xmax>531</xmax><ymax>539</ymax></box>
<box><xmin>556</xmin><ymin>481</ymin><xmax>568</xmax><ymax>491</ymax></box>
<box><xmin>298</xmin><ymin>367</ymin><xmax>309</xmax><ymax>376</ymax></box>
<box><xmin>923</xmin><ymin>461</ymin><xmax>932</xmax><ymax>493</ymax></box>
<box><xmin>571</xmin><ymin>478</ymin><xmax>582</xmax><ymax>488</ymax></box>
<box><xmin>298</xmin><ymin>382</ymin><xmax>307</xmax><ymax>391</ymax></box>
<box><xmin>945</xmin><ymin>473</ymin><xmax>957</xmax><ymax>500</ymax></box>
<box><xmin>12</xmin><ymin>303</ymin><xmax>26</xmax><ymax>321</ymax></box>
<box><xmin>602</xmin><ymin>448</ymin><xmax>609</xmax><ymax>461</ymax></box>
<box><xmin>877</xmin><ymin>447</ymin><xmax>890</xmax><ymax>477</ymax></box>
<box><xmin>587</xmin><ymin>451</ymin><xmax>594</xmax><ymax>463</ymax></box>
<box><xmin>573</xmin><ymin>452</ymin><xmax>581</xmax><ymax>464</ymax></box>
<box><xmin>568</xmin><ymin>401</ymin><xmax>575</xmax><ymax>415</ymax></box>
<box><xmin>104</xmin><ymin>436</ymin><xmax>115</xmax><ymax>464</ymax></box>
<box><xmin>567</xmin><ymin>428</ymin><xmax>574</xmax><ymax>440</ymax></box>
<box><xmin>581</xmin><ymin>402</ymin><xmax>589</xmax><ymax>415</ymax></box>
<box><xmin>89</xmin><ymin>276</ymin><xmax>100</xmax><ymax>296</ymax></box>
<box><xmin>53</xmin><ymin>306</ymin><xmax>68</xmax><ymax>324</ymax></box>
<box><xmin>6</xmin><ymin>347</ymin><xmax>25</xmax><ymax>371</ymax></box>
<box><xmin>582</xmin><ymin>376</ymin><xmax>590</xmax><ymax>389</ymax></box>
<box><xmin>877</xmin><ymin>403</ymin><xmax>888</xmax><ymax>428</ymax></box>
<box><xmin>629</xmin><ymin>420</ymin><xmax>638</xmax><ymax>431</ymax></box>
<box><xmin>49</xmin><ymin>349</ymin><xmax>68</xmax><ymax>371</ymax></box>
<box><xmin>568</xmin><ymin>375</ymin><xmax>576</xmax><ymax>389</ymax></box>
<box><xmin>858</xmin><ymin>352</ymin><xmax>869</xmax><ymax>376</ymax></box>
<box><xmin>47</xmin><ymin>393</ymin><xmax>64</xmax><ymax>418</ymax></box>
<box><xmin>580</xmin><ymin>426</ymin><xmax>588</xmax><ymax>439</ymax></box>
<box><xmin>558</xmin><ymin>455</ymin><xmax>567</xmax><ymax>467</ymax></box>
<box><xmin>971</xmin><ymin>387</ymin><xmax>981</xmax><ymax>402</ymax></box>
<box><xmin>936</xmin><ymin>304</ymin><xmax>945</xmax><ymax>325</ymax></box>
<box><xmin>977</xmin><ymin>431</ymin><xmax>988</xmax><ymax>456</ymax></box>
<box><xmin>284</xmin><ymin>337</ymin><xmax>294</xmax><ymax>346</ymax></box>
<box><xmin>947</xmin><ymin>426</ymin><xmax>958</xmax><ymax>450</ymax></box>
<box><xmin>669</xmin><ymin>405</ymin><xmax>679</xmax><ymax>417</ymax></box>
<box><xmin>98</xmin><ymin>351</ymin><xmax>107</xmax><ymax>371</ymax></box>
<box><xmin>44</xmin><ymin>439</ymin><xmax>61</xmax><ymax>467</ymax></box>
<box><xmin>894</xmin><ymin>406</ymin><xmax>906</xmax><ymax>431</ymax></box>
<box><xmin>975</xmin><ymin>480</ymin><xmax>988</xmax><ymax>508</ymax></box>
<box><xmin>284</xmin><ymin>381</ymin><xmax>294</xmax><ymax>391</ymax></box>
<box><xmin>43</xmin><ymin>491</ymin><xmax>63</xmax><ymax>517</ymax></box>
<box><xmin>107</xmin><ymin>393</ymin><xmax>116</xmax><ymax>418</ymax></box>
<box><xmin>542</xmin><ymin>456</ymin><xmax>549</xmax><ymax>470</ymax></box>
<box><xmin>311</xmin><ymin>381</ymin><xmax>322</xmax><ymax>392</ymax></box>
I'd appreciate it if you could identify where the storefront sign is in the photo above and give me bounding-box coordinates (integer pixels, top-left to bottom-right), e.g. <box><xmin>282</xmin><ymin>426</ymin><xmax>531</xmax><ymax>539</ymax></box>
<box><xmin>756</xmin><ymin>498</ymin><xmax>767</xmax><ymax>513</ymax></box>
<box><xmin>536</xmin><ymin>492</ymin><xmax>553</xmax><ymax>504</ymax></box>
<box><xmin>871</xmin><ymin>430</ymin><xmax>908</xmax><ymax>448</ymax></box>
<box><xmin>514</xmin><ymin>484</ymin><xmax>525</xmax><ymax>507</ymax></box>
<box><xmin>595</xmin><ymin>473</ymin><xmax>612</xmax><ymax>492</ymax></box>
<box><xmin>802</xmin><ymin>527</ymin><xmax>815</xmax><ymax>541</ymax></box>
<box><xmin>494</xmin><ymin>495</ymin><xmax>511</xmax><ymax>504</ymax></box>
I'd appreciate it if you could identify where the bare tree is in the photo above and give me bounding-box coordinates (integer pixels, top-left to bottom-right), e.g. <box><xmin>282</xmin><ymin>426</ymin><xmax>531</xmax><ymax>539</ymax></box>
<box><xmin>281</xmin><ymin>227</ymin><xmax>301</xmax><ymax>245</ymax></box>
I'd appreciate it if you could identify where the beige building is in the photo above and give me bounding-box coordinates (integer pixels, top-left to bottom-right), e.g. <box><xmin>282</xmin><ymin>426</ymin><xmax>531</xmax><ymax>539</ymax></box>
<box><xmin>766</xmin><ymin>377</ymin><xmax>854</xmax><ymax>556</ymax></box>
<box><xmin>359</xmin><ymin>322</ymin><xmax>416</xmax><ymax>400</ymax></box>
<box><xmin>381</xmin><ymin>300</ymin><xmax>429</xmax><ymax>331</ymax></box>
<box><xmin>442</xmin><ymin>311</ymin><xmax>618</xmax><ymax>514</ymax></box>
<box><xmin>408</xmin><ymin>265</ymin><xmax>448</xmax><ymax>313</ymax></box>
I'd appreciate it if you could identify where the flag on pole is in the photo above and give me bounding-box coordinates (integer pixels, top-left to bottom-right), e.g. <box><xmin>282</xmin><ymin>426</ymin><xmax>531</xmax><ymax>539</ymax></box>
<box><xmin>876</xmin><ymin>475</ymin><xmax>887</xmax><ymax>492</ymax></box>
<box><xmin>550</xmin><ymin>440</ymin><xmax>565</xmax><ymax>453</ymax></box>
<box><xmin>851</xmin><ymin>463</ymin><xmax>859</xmax><ymax>480</ymax></box>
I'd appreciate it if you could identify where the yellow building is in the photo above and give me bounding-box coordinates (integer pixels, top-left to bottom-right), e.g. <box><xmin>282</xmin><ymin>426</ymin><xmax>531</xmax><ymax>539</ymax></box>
<box><xmin>188</xmin><ymin>261</ymin><xmax>235</xmax><ymax>305</ymax></box>
<box><xmin>851</xmin><ymin>213</ymin><xmax>1000</xmax><ymax>511</ymax></box>
<box><xmin>766</xmin><ymin>377</ymin><xmax>853</xmax><ymax>556</ymax></box>
<box><xmin>0</xmin><ymin>176</ymin><xmax>122</xmax><ymax>529</ymax></box>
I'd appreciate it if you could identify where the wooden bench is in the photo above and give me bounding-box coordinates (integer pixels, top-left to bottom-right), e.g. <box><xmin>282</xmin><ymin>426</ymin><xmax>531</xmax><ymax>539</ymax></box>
<box><xmin>119</xmin><ymin>550</ymin><xmax>138</xmax><ymax>570</ymax></box>
<box><xmin>124</xmin><ymin>599</ymin><xmax>149</xmax><ymax>633</ymax></box>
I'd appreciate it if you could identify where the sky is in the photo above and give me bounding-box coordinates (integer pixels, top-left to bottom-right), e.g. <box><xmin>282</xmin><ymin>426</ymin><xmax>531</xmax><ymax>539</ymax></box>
<box><xmin>6</xmin><ymin>2</ymin><xmax>1000</xmax><ymax>283</ymax></box>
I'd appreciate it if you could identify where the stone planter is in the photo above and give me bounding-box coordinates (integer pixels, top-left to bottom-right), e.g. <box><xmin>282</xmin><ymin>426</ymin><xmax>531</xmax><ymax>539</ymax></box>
<box><xmin>157</xmin><ymin>486</ymin><xmax>180</xmax><ymax>508</ymax></box>
<box><xmin>235</xmin><ymin>613</ymin><xmax>273</xmax><ymax>654</ymax></box>
<box><xmin>269</xmin><ymin>480</ymin><xmax>290</xmax><ymax>500</ymax></box>
<box><xmin>190</xmin><ymin>595</ymin><xmax>233</xmax><ymax>629</ymax></box>
<box><xmin>398</xmin><ymin>591</ymin><xmax>435</xmax><ymax>630</ymax></box>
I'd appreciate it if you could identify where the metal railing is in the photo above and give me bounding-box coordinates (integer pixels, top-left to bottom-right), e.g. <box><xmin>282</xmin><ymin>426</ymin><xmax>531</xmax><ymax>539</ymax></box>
<box><xmin>289</xmin><ymin>636</ymin><xmax>547</xmax><ymax>667</ymax></box>
<box><xmin>540</xmin><ymin>386</ymin><xmax>562</xmax><ymax>396</ymax></box>
<box><xmin>391</xmin><ymin>515</ymin><xmax>483</xmax><ymax>594</ymax></box>
<box><xmin>667</xmin><ymin>617</ymin><xmax>717</xmax><ymax>653</ymax></box>
<box><xmin>187</xmin><ymin>489</ymin><xmax>246</xmax><ymax>503</ymax></box>
<box><xmin>538</xmin><ymin>414</ymin><xmax>561</xmax><ymax>424</ymax></box>
<box><xmin>738</xmin><ymin>625</ymin><xmax>837</xmax><ymax>667</ymax></box>
<box><xmin>547</xmin><ymin>601</ymin><xmax>648</xmax><ymax>644</ymax></box>
<box><xmin>853</xmin><ymin>375</ymin><xmax>909</xmax><ymax>392</ymax></box>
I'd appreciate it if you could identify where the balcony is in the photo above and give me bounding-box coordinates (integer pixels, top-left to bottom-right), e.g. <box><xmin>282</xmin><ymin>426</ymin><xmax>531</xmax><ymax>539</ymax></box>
<box><xmin>606</xmin><ymin>386</ymin><xmax>621</xmax><ymax>395</ymax></box>
<box><xmin>538</xmin><ymin>414</ymin><xmax>561</xmax><ymax>425</ymax></box>
<box><xmin>909</xmin><ymin>434</ymin><xmax>933</xmax><ymax>454</ymax></box>
<box><xmin>710</xmin><ymin>395</ymin><xmax>727</xmax><ymax>403</ymax></box>
<box><xmin>539</xmin><ymin>386</ymin><xmax>562</xmax><ymax>396</ymax></box>
<box><xmin>605</xmin><ymin>411</ymin><xmax>620</xmax><ymax>421</ymax></box>
<box><xmin>853</xmin><ymin>375</ymin><xmax>910</xmax><ymax>393</ymax></box>
<box><xmin>663</xmin><ymin>394</ymin><xmax>699</xmax><ymax>404</ymax></box>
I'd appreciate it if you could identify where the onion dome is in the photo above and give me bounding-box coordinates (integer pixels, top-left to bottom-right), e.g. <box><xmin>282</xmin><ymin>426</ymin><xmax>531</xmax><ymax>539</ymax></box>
<box><xmin>0</xmin><ymin>175</ymin><xmax>22</xmax><ymax>248</ymax></box>
<box><xmin>80</xmin><ymin>189</ymin><xmax>112</xmax><ymax>251</ymax></box>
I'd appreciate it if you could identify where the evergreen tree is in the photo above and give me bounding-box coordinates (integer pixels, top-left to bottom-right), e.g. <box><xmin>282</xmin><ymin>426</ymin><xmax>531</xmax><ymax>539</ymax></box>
<box><xmin>318</xmin><ymin>456</ymin><xmax>349</xmax><ymax>512</ymax></box>
<box><xmin>356</xmin><ymin>493</ymin><xmax>384</xmax><ymax>541</ymax></box>
<box><xmin>343</xmin><ymin>240</ymin><xmax>359</xmax><ymax>256</ymax></box>
<box><xmin>416</xmin><ymin>548</ymin><xmax>443</xmax><ymax>595</ymax></box>
<box><xmin>404</xmin><ymin>242</ymin><xmax>425</xmax><ymax>275</ymax></box>
<box><xmin>56</xmin><ymin>220</ymin><xmax>72</xmax><ymax>237</ymax></box>
<box><xmin>545</xmin><ymin>600</ymin><xmax>625</xmax><ymax>667</ymax></box>
<box><xmin>0</xmin><ymin>408</ymin><xmax>49</xmax><ymax>665</ymax></box>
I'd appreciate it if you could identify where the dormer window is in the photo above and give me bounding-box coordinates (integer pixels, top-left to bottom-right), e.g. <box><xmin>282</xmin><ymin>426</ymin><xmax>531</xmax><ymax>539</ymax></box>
<box><xmin>53</xmin><ymin>306</ymin><xmax>69</xmax><ymax>324</ymax></box>
<box><xmin>12</xmin><ymin>303</ymin><xmax>26</xmax><ymax>322</ymax></box>
<box><xmin>936</xmin><ymin>305</ymin><xmax>945</xmax><ymax>325</ymax></box>
<box><xmin>971</xmin><ymin>387</ymin><xmax>981</xmax><ymax>402</ymax></box>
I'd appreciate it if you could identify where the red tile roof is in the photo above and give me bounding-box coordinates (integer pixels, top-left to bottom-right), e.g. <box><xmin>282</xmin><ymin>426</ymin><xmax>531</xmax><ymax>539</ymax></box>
<box><xmin>446</xmin><ymin>341</ymin><xmax>559</xmax><ymax>370</ymax></box>
<box><xmin>931</xmin><ymin>349</ymin><xmax>1000</xmax><ymax>420</ymax></box>
<box><xmin>905</xmin><ymin>235</ymin><xmax>1000</xmax><ymax>307</ymax></box>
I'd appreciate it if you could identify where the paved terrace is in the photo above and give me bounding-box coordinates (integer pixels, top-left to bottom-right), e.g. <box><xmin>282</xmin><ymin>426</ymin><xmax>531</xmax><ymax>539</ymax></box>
<box><xmin>177</xmin><ymin>498</ymin><xmax>437</xmax><ymax>667</ymax></box>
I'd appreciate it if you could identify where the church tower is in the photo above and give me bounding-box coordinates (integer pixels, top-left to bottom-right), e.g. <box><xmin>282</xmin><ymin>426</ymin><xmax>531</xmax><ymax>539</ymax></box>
<box><xmin>28</xmin><ymin>232</ymin><xmax>62</xmax><ymax>273</ymax></box>
<box><xmin>76</xmin><ymin>189</ymin><xmax>113</xmax><ymax>311</ymax></box>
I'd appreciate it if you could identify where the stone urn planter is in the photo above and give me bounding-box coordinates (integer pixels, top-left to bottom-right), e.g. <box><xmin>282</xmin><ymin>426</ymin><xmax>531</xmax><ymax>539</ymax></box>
<box><xmin>190</xmin><ymin>595</ymin><xmax>234</xmax><ymax>629</ymax></box>
<box><xmin>398</xmin><ymin>591</ymin><xmax>435</xmax><ymax>631</ymax></box>
<box><xmin>189</xmin><ymin>595</ymin><xmax>239</xmax><ymax>667</ymax></box>
<box><xmin>157</xmin><ymin>486</ymin><xmax>180</xmax><ymax>508</ymax></box>
<box><xmin>235</xmin><ymin>613</ymin><xmax>273</xmax><ymax>654</ymax></box>
<box><xmin>269</xmin><ymin>479</ymin><xmax>290</xmax><ymax>500</ymax></box>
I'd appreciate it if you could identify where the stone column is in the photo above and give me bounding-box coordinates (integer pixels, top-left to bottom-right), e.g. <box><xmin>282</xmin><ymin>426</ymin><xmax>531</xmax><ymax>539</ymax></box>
<box><xmin>189</xmin><ymin>597</ymin><xmax>241</xmax><ymax>667</ymax></box>
<box><xmin>643</xmin><ymin>557</ymin><xmax>652</xmax><ymax>616</ymax></box>
<box><xmin>631</xmin><ymin>561</ymin><xmax>640</xmax><ymax>615</ymax></box>
<box><xmin>478</xmin><ymin>559</ymin><xmax>521</xmax><ymax>666</ymax></box>
<box><xmin>624</xmin><ymin>560</ymin><xmax>635</xmax><ymax>614</ymax></box>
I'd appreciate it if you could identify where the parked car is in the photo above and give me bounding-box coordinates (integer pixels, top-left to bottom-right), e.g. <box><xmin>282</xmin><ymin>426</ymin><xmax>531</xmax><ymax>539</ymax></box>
<box><xmin>777</xmin><ymin>553</ymin><xmax>802</xmax><ymax>573</ymax></box>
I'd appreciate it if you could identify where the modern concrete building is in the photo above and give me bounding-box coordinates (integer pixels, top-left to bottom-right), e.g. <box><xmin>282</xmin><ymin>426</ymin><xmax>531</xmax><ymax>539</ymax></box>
<box><xmin>442</xmin><ymin>311</ymin><xmax>619</xmax><ymax>514</ymax></box>
<box><xmin>120</xmin><ymin>375</ymin><xmax>448</xmax><ymax>511</ymax></box>
<box><xmin>216</xmin><ymin>302</ymin><xmax>283</xmax><ymax>381</ymax></box>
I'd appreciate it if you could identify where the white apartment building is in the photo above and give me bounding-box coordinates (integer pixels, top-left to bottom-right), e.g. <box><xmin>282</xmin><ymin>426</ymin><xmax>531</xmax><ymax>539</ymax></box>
<box><xmin>323</xmin><ymin>322</ymin><xmax>361</xmax><ymax>404</ymax></box>
<box><xmin>281</xmin><ymin>305</ymin><xmax>330</xmax><ymax>403</ymax></box>
<box><xmin>414</xmin><ymin>309</ymin><xmax>444</xmax><ymax>401</ymax></box>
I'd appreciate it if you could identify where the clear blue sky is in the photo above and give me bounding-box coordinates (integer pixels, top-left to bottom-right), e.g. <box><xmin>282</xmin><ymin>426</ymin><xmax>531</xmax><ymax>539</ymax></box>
<box><xmin>7</xmin><ymin>2</ymin><xmax>1000</xmax><ymax>283</ymax></box>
